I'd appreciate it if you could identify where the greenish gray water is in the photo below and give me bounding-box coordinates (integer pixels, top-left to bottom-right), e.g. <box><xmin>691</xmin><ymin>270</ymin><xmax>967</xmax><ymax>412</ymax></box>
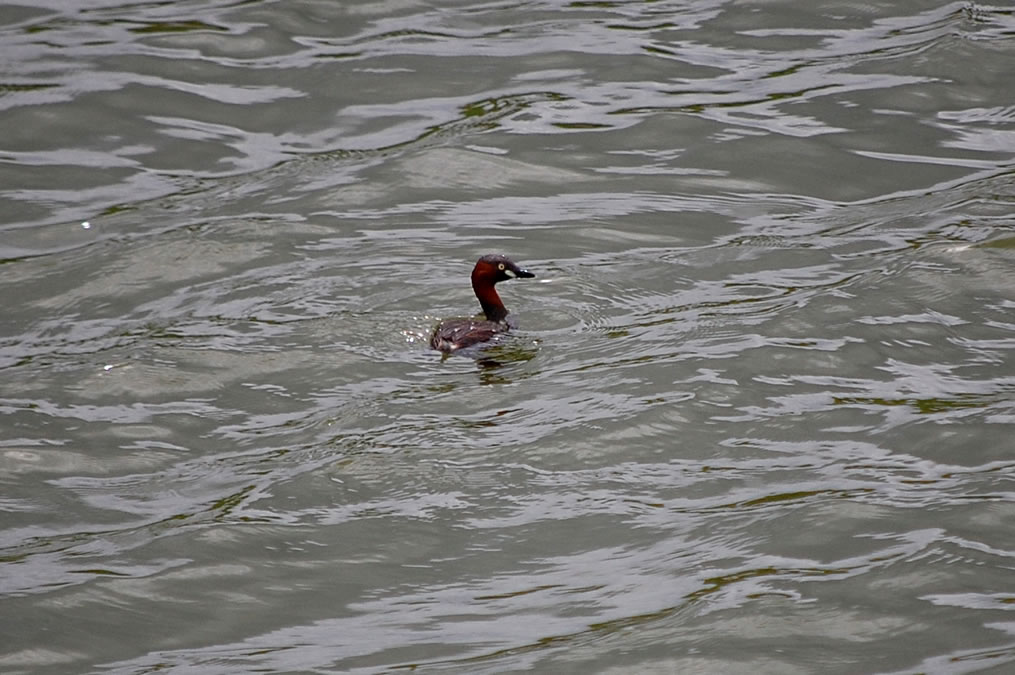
<box><xmin>2</xmin><ymin>1</ymin><xmax>1015</xmax><ymax>673</ymax></box>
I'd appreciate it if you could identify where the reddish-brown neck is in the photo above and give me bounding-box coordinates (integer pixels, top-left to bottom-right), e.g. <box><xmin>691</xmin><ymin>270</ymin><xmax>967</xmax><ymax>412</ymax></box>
<box><xmin>472</xmin><ymin>267</ymin><xmax>508</xmax><ymax>322</ymax></box>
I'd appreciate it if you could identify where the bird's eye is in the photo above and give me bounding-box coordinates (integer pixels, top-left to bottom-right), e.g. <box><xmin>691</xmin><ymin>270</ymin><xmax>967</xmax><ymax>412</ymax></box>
<box><xmin>498</xmin><ymin>263</ymin><xmax>505</xmax><ymax>270</ymax></box>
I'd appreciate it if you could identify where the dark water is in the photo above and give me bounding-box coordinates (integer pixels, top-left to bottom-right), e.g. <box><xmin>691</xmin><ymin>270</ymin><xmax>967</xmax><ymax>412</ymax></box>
<box><xmin>2</xmin><ymin>1</ymin><xmax>1015</xmax><ymax>673</ymax></box>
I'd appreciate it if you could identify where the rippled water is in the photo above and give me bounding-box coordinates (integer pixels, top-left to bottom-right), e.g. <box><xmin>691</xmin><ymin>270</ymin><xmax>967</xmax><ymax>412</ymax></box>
<box><xmin>3</xmin><ymin>1</ymin><xmax>1015</xmax><ymax>673</ymax></box>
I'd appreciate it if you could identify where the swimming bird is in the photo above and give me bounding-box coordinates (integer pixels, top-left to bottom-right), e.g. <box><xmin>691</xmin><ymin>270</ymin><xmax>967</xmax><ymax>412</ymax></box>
<box><xmin>430</xmin><ymin>254</ymin><xmax>535</xmax><ymax>353</ymax></box>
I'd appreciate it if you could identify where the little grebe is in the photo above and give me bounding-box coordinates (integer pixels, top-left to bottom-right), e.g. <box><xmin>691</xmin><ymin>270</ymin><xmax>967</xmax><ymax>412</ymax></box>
<box><xmin>430</xmin><ymin>254</ymin><xmax>535</xmax><ymax>353</ymax></box>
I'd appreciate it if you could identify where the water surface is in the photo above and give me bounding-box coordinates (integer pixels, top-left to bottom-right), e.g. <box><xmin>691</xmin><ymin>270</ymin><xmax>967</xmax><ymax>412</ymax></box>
<box><xmin>2</xmin><ymin>1</ymin><xmax>1015</xmax><ymax>673</ymax></box>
